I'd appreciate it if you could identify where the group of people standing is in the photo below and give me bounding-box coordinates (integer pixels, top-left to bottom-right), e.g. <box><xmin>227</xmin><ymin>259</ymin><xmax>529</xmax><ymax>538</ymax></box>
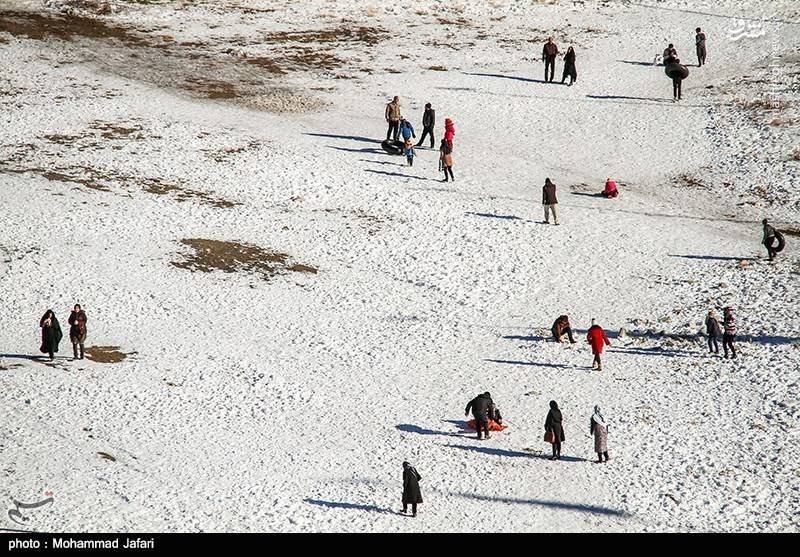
<box><xmin>38</xmin><ymin>305</ymin><xmax>87</xmax><ymax>361</ymax></box>
<box><xmin>662</xmin><ymin>27</ymin><xmax>708</xmax><ymax>100</ymax></box>
<box><xmin>541</xmin><ymin>37</ymin><xmax>578</xmax><ymax>86</ymax></box>
<box><xmin>384</xmin><ymin>96</ymin><xmax>456</xmax><ymax>181</ymax></box>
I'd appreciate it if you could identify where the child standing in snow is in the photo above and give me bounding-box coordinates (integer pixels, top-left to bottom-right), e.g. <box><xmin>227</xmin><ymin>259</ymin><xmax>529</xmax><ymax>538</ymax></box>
<box><xmin>404</xmin><ymin>139</ymin><xmax>415</xmax><ymax>166</ymax></box>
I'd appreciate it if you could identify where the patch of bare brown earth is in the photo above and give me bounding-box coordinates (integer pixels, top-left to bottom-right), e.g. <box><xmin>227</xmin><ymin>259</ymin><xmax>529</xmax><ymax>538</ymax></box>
<box><xmin>85</xmin><ymin>346</ymin><xmax>135</xmax><ymax>363</ymax></box>
<box><xmin>171</xmin><ymin>239</ymin><xmax>317</xmax><ymax>279</ymax></box>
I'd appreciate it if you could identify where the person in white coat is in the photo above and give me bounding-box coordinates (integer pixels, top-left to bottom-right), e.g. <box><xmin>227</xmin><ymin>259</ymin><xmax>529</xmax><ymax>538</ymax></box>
<box><xmin>590</xmin><ymin>405</ymin><xmax>609</xmax><ymax>463</ymax></box>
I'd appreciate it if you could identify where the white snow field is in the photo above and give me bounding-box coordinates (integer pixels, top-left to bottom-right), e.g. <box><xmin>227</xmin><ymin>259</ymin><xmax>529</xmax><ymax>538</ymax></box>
<box><xmin>1</xmin><ymin>0</ymin><xmax>798</xmax><ymax>533</ymax></box>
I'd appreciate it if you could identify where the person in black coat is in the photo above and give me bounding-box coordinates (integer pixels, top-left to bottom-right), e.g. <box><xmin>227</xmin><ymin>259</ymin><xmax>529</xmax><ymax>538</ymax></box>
<box><xmin>401</xmin><ymin>461</ymin><xmax>422</xmax><ymax>517</ymax></box>
<box><xmin>545</xmin><ymin>400</ymin><xmax>565</xmax><ymax>460</ymax></box>
<box><xmin>39</xmin><ymin>309</ymin><xmax>62</xmax><ymax>361</ymax></box>
<box><xmin>68</xmin><ymin>304</ymin><xmax>88</xmax><ymax>360</ymax></box>
<box><xmin>416</xmin><ymin>103</ymin><xmax>435</xmax><ymax>148</ymax></box>
<box><xmin>705</xmin><ymin>309</ymin><xmax>722</xmax><ymax>355</ymax></box>
<box><xmin>561</xmin><ymin>46</ymin><xmax>577</xmax><ymax>86</ymax></box>
<box><xmin>465</xmin><ymin>391</ymin><xmax>495</xmax><ymax>440</ymax></box>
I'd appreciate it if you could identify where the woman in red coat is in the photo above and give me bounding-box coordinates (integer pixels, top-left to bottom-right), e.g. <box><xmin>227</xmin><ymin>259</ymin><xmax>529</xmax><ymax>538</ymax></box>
<box><xmin>443</xmin><ymin>118</ymin><xmax>455</xmax><ymax>149</ymax></box>
<box><xmin>587</xmin><ymin>318</ymin><xmax>611</xmax><ymax>371</ymax></box>
<box><xmin>601</xmin><ymin>177</ymin><xmax>619</xmax><ymax>198</ymax></box>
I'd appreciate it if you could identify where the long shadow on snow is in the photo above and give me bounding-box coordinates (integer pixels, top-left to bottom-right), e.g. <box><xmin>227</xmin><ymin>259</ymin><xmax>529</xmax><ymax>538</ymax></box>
<box><xmin>466</xmin><ymin>212</ymin><xmax>523</xmax><ymax>221</ymax></box>
<box><xmin>586</xmin><ymin>94</ymin><xmax>673</xmax><ymax>103</ymax></box>
<box><xmin>396</xmin><ymin>423</ymin><xmax>460</xmax><ymax>437</ymax></box>
<box><xmin>365</xmin><ymin>169</ymin><xmax>430</xmax><ymax>181</ymax></box>
<box><xmin>304</xmin><ymin>132</ymin><xmax>376</xmax><ymax>143</ymax></box>
<box><xmin>502</xmin><ymin>334</ymin><xmax>550</xmax><ymax>342</ymax></box>
<box><xmin>463</xmin><ymin>72</ymin><xmax>550</xmax><ymax>84</ymax></box>
<box><xmin>328</xmin><ymin>145</ymin><xmax>383</xmax><ymax>154</ymax></box>
<box><xmin>447</xmin><ymin>444</ymin><xmax>531</xmax><ymax>459</ymax></box>
<box><xmin>609</xmin><ymin>347</ymin><xmax>694</xmax><ymax>359</ymax></box>
<box><xmin>669</xmin><ymin>254</ymin><xmax>758</xmax><ymax>262</ymax></box>
<box><xmin>304</xmin><ymin>498</ymin><xmax>394</xmax><ymax>514</ymax></box>
<box><xmin>617</xmin><ymin>59</ymin><xmax>660</xmax><ymax>66</ymax></box>
<box><xmin>448</xmin><ymin>491</ymin><xmax>627</xmax><ymax>516</ymax></box>
<box><xmin>358</xmin><ymin>158</ymin><xmax>405</xmax><ymax>167</ymax></box>
<box><xmin>485</xmin><ymin>359</ymin><xmax>574</xmax><ymax>369</ymax></box>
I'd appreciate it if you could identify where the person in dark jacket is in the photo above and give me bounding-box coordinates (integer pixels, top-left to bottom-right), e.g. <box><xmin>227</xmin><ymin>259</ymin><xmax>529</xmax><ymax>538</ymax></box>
<box><xmin>545</xmin><ymin>400</ymin><xmax>565</xmax><ymax>460</ymax></box>
<box><xmin>416</xmin><ymin>103</ymin><xmax>435</xmax><ymax>148</ymax></box>
<box><xmin>39</xmin><ymin>309</ymin><xmax>62</xmax><ymax>361</ymax></box>
<box><xmin>762</xmin><ymin>218</ymin><xmax>778</xmax><ymax>261</ymax></box>
<box><xmin>552</xmin><ymin>315</ymin><xmax>576</xmax><ymax>343</ymax></box>
<box><xmin>670</xmin><ymin>60</ymin><xmax>685</xmax><ymax>100</ymax></box>
<box><xmin>542</xmin><ymin>37</ymin><xmax>559</xmax><ymax>82</ymax></box>
<box><xmin>705</xmin><ymin>309</ymin><xmax>722</xmax><ymax>355</ymax></box>
<box><xmin>663</xmin><ymin>43</ymin><xmax>678</xmax><ymax>64</ymax></box>
<box><xmin>542</xmin><ymin>178</ymin><xmax>559</xmax><ymax>225</ymax></box>
<box><xmin>401</xmin><ymin>461</ymin><xmax>422</xmax><ymax>516</ymax></box>
<box><xmin>723</xmin><ymin>307</ymin><xmax>737</xmax><ymax>359</ymax></box>
<box><xmin>439</xmin><ymin>138</ymin><xmax>454</xmax><ymax>182</ymax></box>
<box><xmin>561</xmin><ymin>46</ymin><xmax>577</xmax><ymax>86</ymax></box>
<box><xmin>695</xmin><ymin>27</ymin><xmax>707</xmax><ymax>66</ymax></box>
<box><xmin>465</xmin><ymin>391</ymin><xmax>495</xmax><ymax>440</ymax></box>
<box><xmin>68</xmin><ymin>304</ymin><xmax>87</xmax><ymax>360</ymax></box>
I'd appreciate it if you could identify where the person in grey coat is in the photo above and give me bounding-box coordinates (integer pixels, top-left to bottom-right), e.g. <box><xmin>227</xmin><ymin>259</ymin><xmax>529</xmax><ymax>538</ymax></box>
<box><xmin>590</xmin><ymin>405</ymin><xmax>609</xmax><ymax>463</ymax></box>
<box><xmin>695</xmin><ymin>27</ymin><xmax>707</xmax><ymax>66</ymax></box>
<box><xmin>705</xmin><ymin>309</ymin><xmax>722</xmax><ymax>354</ymax></box>
<box><xmin>401</xmin><ymin>461</ymin><xmax>422</xmax><ymax>517</ymax></box>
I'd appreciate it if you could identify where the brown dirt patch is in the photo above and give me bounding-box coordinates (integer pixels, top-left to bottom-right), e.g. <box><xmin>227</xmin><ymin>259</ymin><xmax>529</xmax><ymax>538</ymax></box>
<box><xmin>781</xmin><ymin>227</ymin><xmax>800</xmax><ymax>237</ymax></box>
<box><xmin>262</xmin><ymin>26</ymin><xmax>386</xmax><ymax>46</ymax></box>
<box><xmin>85</xmin><ymin>346</ymin><xmax>135</xmax><ymax>363</ymax></box>
<box><xmin>171</xmin><ymin>239</ymin><xmax>317</xmax><ymax>279</ymax></box>
<box><xmin>427</xmin><ymin>65</ymin><xmax>448</xmax><ymax>71</ymax></box>
<box><xmin>676</xmin><ymin>174</ymin><xmax>707</xmax><ymax>189</ymax></box>
<box><xmin>141</xmin><ymin>178</ymin><xmax>237</xmax><ymax>208</ymax></box>
<box><xmin>0</xmin><ymin>10</ymin><xmax>149</xmax><ymax>45</ymax></box>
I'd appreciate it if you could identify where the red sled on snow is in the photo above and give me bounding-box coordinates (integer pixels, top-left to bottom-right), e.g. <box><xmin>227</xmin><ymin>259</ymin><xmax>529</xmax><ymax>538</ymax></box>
<box><xmin>467</xmin><ymin>419</ymin><xmax>507</xmax><ymax>431</ymax></box>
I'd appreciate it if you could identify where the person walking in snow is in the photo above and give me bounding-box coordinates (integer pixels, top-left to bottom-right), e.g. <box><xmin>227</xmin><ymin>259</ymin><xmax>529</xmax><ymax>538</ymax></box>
<box><xmin>68</xmin><ymin>304</ymin><xmax>87</xmax><ymax>360</ymax></box>
<box><xmin>587</xmin><ymin>318</ymin><xmax>611</xmax><ymax>371</ymax></box>
<box><xmin>385</xmin><ymin>96</ymin><xmax>402</xmax><ymax>141</ymax></box>
<box><xmin>439</xmin><ymin>138</ymin><xmax>454</xmax><ymax>182</ymax></box>
<box><xmin>705</xmin><ymin>309</ymin><xmax>722</xmax><ymax>355</ymax></box>
<box><xmin>722</xmin><ymin>307</ymin><xmax>737</xmax><ymax>359</ymax></box>
<box><xmin>762</xmin><ymin>218</ymin><xmax>779</xmax><ymax>261</ymax></box>
<box><xmin>545</xmin><ymin>400</ymin><xmax>565</xmax><ymax>460</ymax></box>
<box><xmin>404</xmin><ymin>139</ymin><xmax>415</xmax><ymax>166</ymax></box>
<box><xmin>465</xmin><ymin>391</ymin><xmax>495</xmax><ymax>440</ymax></box>
<box><xmin>669</xmin><ymin>60</ymin><xmax>686</xmax><ymax>101</ymax></box>
<box><xmin>416</xmin><ymin>103</ymin><xmax>436</xmax><ymax>148</ymax></box>
<box><xmin>601</xmin><ymin>177</ymin><xmax>619</xmax><ymax>198</ymax></box>
<box><xmin>399</xmin><ymin>118</ymin><xmax>415</xmax><ymax>142</ymax></box>
<box><xmin>561</xmin><ymin>46</ymin><xmax>577</xmax><ymax>86</ymax></box>
<box><xmin>590</xmin><ymin>405</ymin><xmax>610</xmax><ymax>463</ymax></box>
<box><xmin>401</xmin><ymin>461</ymin><xmax>422</xmax><ymax>517</ymax></box>
<box><xmin>443</xmin><ymin>118</ymin><xmax>455</xmax><ymax>150</ymax></box>
<box><xmin>542</xmin><ymin>37</ymin><xmax>559</xmax><ymax>82</ymax></box>
<box><xmin>695</xmin><ymin>27</ymin><xmax>707</xmax><ymax>66</ymax></box>
<box><xmin>552</xmin><ymin>315</ymin><xmax>577</xmax><ymax>344</ymax></box>
<box><xmin>39</xmin><ymin>309</ymin><xmax>62</xmax><ymax>361</ymax></box>
<box><xmin>542</xmin><ymin>178</ymin><xmax>559</xmax><ymax>225</ymax></box>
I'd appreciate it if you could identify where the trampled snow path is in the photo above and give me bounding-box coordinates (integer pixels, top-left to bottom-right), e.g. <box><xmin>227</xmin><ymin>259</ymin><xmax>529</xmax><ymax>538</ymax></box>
<box><xmin>1</xmin><ymin>0</ymin><xmax>798</xmax><ymax>532</ymax></box>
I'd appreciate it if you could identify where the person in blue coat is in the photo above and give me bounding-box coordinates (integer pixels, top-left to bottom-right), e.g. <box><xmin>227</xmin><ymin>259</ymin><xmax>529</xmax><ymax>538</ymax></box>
<box><xmin>398</xmin><ymin>118</ymin><xmax>415</xmax><ymax>141</ymax></box>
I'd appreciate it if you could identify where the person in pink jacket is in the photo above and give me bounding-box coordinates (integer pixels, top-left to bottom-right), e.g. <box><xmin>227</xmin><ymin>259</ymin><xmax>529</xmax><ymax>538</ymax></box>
<box><xmin>444</xmin><ymin>118</ymin><xmax>455</xmax><ymax>149</ymax></box>
<box><xmin>587</xmin><ymin>318</ymin><xmax>611</xmax><ymax>371</ymax></box>
<box><xmin>601</xmin><ymin>177</ymin><xmax>619</xmax><ymax>198</ymax></box>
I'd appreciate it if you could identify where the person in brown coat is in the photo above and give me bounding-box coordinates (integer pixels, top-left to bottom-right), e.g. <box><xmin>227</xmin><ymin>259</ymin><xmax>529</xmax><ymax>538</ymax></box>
<box><xmin>439</xmin><ymin>138</ymin><xmax>454</xmax><ymax>182</ymax></box>
<box><xmin>552</xmin><ymin>315</ymin><xmax>576</xmax><ymax>343</ymax></box>
<box><xmin>542</xmin><ymin>178</ymin><xmax>559</xmax><ymax>225</ymax></box>
<box><xmin>545</xmin><ymin>400</ymin><xmax>565</xmax><ymax>460</ymax></box>
<box><xmin>542</xmin><ymin>37</ymin><xmax>559</xmax><ymax>82</ymax></box>
<box><xmin>385</xmin><ymin>96</ymin><xmax>402</xmax><ymax>141</ymax></box>
<box><xmin>68</xmin><ymin>304</ymin><xmax>87</xmax><ymax>360</ymax></box>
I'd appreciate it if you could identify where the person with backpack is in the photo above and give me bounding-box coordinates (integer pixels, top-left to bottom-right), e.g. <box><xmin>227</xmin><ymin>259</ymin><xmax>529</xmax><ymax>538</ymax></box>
<box><xmin>695</xmin><ymin>27</ymin><xmax>707</xmax><ymax>66</ymax></box>
<box><xmin>542</xmin><ymin>178</ymin><xmax>559</xmax><ymax>225</ymax></box>
<box><xmin>385</xmin><ymin>96</ymin><xmax>402</xmax><ymax>141</ymax></box>
<box><xmin>723</xmin><ymin>307</ymin><xmax>737</xmax><ymax>359</ymax></box>
<box><xmin>416</xmin><ymin>103</ymin><xmax>436</xmax><ymax>148</ymax></box>
<box><xmin>465</xmin><ymin>391</ymin><xmax>495</xmax><ymax>440</ymax></box>
<box><xmin>762</xmin><ymin>218</ymin><xmax>780</xmax><ymax>261</ymax></box>
<box><xmin>39</xmin><ymin>309</ymin><xmax>62</xmax><ymax>361</ymax></box>
<box><xmin>590</xmin><ymin>405</ymin><xmax>610</xmax><ymax>463</ymax></box>
<box><xmin>705</xmin><ymin>309</ymin><xmax>722</xmax><ymax>355</ymax></box>
<box><xmin>587</xmin><ymin>318</ymin><xmax>611</xmax><ymax>371</ymax></box>
<box><xmin>401</xmin><ymin>461</ymin><xmax>422</xmax><ymax>517</ymax></box>
<box><xmin>552</xmin><ymin>315</ymin><xmax>577</xmax><ymax>343</ymax></box>
<box><xmin>439</xmin><ymin>138</ymin><xmax>454</xmax><ymax>182</ymax></box>
<box><xmin>561</xmin><ymin>46</ymin><xmax>577</xmax><ymax>86</ymax></box>
<box><xmin>68</xmin><ymin>304</ymin><xmax>88</xmax><ymax>360</ymax></box>
<box><xmin>544</xmin><ymin>400</ymin><xmax>565</xmax><ymax>460</ymax></box>
<box><xmin>542</xmin><ymin>37</ymin><xmax>559</xmax><ymax>82</ymax></box>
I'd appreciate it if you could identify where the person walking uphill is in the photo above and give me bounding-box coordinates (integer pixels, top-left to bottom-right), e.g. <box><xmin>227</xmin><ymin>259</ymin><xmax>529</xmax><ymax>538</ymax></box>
<box><xmin>695</xmin><ymin>27</ymin><xmax>707</xmax><ymax>66</ymax></box>
<box><xmin>39</xmin><ymin>309</ymin><xmax>62</xmax><ymax>361</ymax></box>
<box><xmin>465</xmin><ymin>391</ymin><xmax>495</xmax><ymax>440</ymax></box>
<box><xmin>542</xmin><ymin>178</ymin><xmax>559</xmax><ymax>225</ymax></box>
<box><xmin>705</xmin><ymin>309</ymin><xmax>722</xmax><ymax>355</ymax></box>
<box><xmin>545</xmin><ymin>400</ymin><xmax>565</xmax><ymax>460</ymax></box>
<box><xmin>385</xmin><ymin>96</ymin><xmax>402</xmax><ymax>141</ymax></box>
<box><xmin>68</xmin><ymin>304</ymin><xmax>87</xmax><ymax>360</ymax></box>
<box><xmin>587</xmin><ymin>318</ymin><xmax>611</xmax><ymax>371</ymax></box>
<box><xmin>416</xmin><ymin>103</ymin><xmax>435</xmax><ymax>148</ymax></box>
<box><xmin>542</xmin><ymin>37</ymin><xmax>559</xmax><ymax>82</ymax></box>
<box><xmin>590</xmin><ymin>405</ymin><xmax>610</xmax><ymax>463</ymax></box>
<box><xmin>723</xmin><ymin>307</ymin><xmax>737</xmax><ymax>359</ymax></box>
<box><xmin>439</xmin><ymin>138</ymin><xmax>454</xmax><ymax>182</ymax></box>
<box><xmin>561</xmin><ymin>46</ymin><xmax>577</xmax><ymax>86</ymax></box>
<box><xmin>401</xmin><ymin>461</ymin><xmax>422</xmax><ymax>517</ymax></box>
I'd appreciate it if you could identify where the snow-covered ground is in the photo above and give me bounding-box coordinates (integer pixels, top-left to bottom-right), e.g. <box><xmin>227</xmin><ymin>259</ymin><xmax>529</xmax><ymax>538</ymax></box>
<box><xmin>1</xmin><ymin>0</ymin><xmax>798</xmax><ymax>532</ymax></box>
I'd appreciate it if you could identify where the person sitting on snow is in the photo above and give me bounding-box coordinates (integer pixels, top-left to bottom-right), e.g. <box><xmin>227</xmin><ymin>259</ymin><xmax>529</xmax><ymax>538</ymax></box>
<box><xmin>602</xmin><ymin>177</ymin><xmax>619</xmax><ymax>198</ymax></box>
